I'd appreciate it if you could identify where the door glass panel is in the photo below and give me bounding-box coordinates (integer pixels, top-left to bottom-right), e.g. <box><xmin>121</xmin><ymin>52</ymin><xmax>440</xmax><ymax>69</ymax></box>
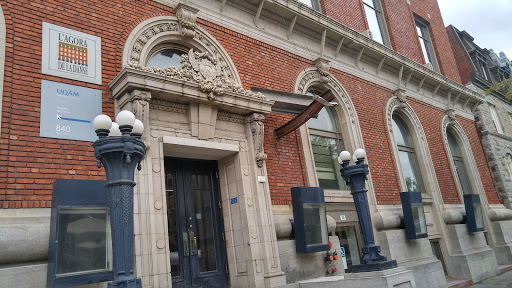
<box><xmin>335</xmin><ymin>225</ymin><xmax>360</xmax><ymax>271</ymax></box>
<box><xmin>166</xmin><ymin>171</ymin><xmax>180</xmax><ymax>277</ymax></box>
<box><xmin>192</xmin><ymin>172</ymin><xmax>218</xmax><ymax>272</ymax></box>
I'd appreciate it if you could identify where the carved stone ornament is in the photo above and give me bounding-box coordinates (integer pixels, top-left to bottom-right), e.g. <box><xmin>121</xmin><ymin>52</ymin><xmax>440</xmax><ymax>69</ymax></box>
<box><xmin>128</xmin><ymin>48</ymin><xmax>268</xmax><ymax>102</ymax></box>
<box><xmin>175</xmin><ymin>3</ymin><xmax>199</xmax><ymax>38</ymax></box>
<box><xmin>246</xmin><ymin>113</ymin><xmax>267</xmax><ymax>168</ymax></box>
<box><xmin>385</xmin><ymin>96</ymin><xmax>426</xmax><ymax>142</ymax></box>
<box><xmin>394</xmin><ymin>88</ymin><xmax>407</xmax><ymax>103</ymax></box>
<box><xmin>296</xmin><ymin>69</ymin><xmax>357</xmax><ymax>124</ymax></box>
<box><xmin>130</xmin><ymin>90</ymin><xmax>151</xmax><ymax>150</ymax></box>
<box><xmin>446</xmin><ymin>108</ymin><xmax>456</xmax><ymax>122</ymax></box>
<box><xmin>314</xmin><ymin>57</ymin><xmax>331</xmax><ymax>83</ymax></box>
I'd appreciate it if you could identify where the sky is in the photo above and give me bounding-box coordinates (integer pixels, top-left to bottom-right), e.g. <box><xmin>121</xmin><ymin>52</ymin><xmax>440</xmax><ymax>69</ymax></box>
<box><xmin>437</xmin><ymin>0</ymin><xmax>512</xmax><ymax>59</ymax></box>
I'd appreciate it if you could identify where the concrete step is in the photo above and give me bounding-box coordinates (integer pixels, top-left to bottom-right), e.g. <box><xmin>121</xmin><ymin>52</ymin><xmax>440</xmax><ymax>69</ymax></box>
<box><xmin>277</xmin><ymin>275</ymin><xmax>345</xmax><ymax>288</ymax></box>
<box><xmin>446</xmin><ymin>278</ymin><xmax>472</xmax><ymax>288</ymax></box>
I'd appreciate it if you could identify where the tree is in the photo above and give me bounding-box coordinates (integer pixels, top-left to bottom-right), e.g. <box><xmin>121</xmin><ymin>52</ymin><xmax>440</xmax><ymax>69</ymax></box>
<box><xmin>485</xmin><ymin>74</ymin><xmax>512</xmax><ymax>99</ymax></box>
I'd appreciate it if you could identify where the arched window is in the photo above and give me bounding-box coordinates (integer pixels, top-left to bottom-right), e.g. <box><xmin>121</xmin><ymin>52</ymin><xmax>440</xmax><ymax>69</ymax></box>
<box><xmin>146</xmin><ymin>48</ymin><xmax>184</xmax><ymax>69</ymax></box>
<box><xmin>447</xmin><ymin>130</ymin><xmax>473</xmax><ymax>195</ymax></box>
<box><xmin>306</xmin><ymin>90</ymin><xmax>346</xmax><ymax>190</ymax></box>
<box><xmin>392</xmin><ymin>114</ymin><xmax>424</xmax><ymax>192</ymax></box>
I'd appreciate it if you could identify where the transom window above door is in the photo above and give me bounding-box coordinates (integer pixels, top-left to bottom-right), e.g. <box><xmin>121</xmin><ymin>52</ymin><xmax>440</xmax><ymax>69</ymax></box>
<box><xmin>146</xmin><ymin>48</ymin><xmax>185</xmax><ymax>69</ymax></box>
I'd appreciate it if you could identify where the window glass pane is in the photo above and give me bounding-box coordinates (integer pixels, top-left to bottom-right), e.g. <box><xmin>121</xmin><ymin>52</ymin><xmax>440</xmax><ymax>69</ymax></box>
<box><xmin>454</xmin><ymin>159</ymin><xmax>473</xmax><ymax>195</ymax></box>
<box><xmin>489</xmin><ymin>106</ymin><xmax>503</xmax><ymax>134</ymax></box>
<box><xmin>411</xmin><ymin>203</ymin><xmax>427</xmax><ymax>234</ymax></box>
<box><xmin>166</xmin><ymin>171</ymin><xmax>180</xmax><ymax>277</ymax></box>
<box><xmin>192</xmin><ymin>172</ymin><xmax>217</xmax><ymax>273</ymax></box>
<box><xmin>335</xmin><ymin>225</ymin><xmax>360</xmax><ymax>270</ymax></box>
<box><xmin>363</xmin><ymin>0</ymin><xmax>374</xmax><ymax>7</ymax></box>
<box><xmin>364</xmin><ymin>4</ymin><xmax>384</xmax><ymax>45</ymax></box>
<box><xmin>507</xmin><ymin>154</ymin><xmax>512</xmax><ymax>179</ymax></box>
<box><xmin>447</xmin><ymin>131</ymin><xmax>462</xmax><ymax>157</ymax></box>
<box><xmin>147</xmin><ymin>49</ymin><xmax>183</xmax><ymax>69</ymax></box>
<box><xmin>297</xmin><ymin>0</ymin><xmax>313</xmax><ymax>6</ymax></box>
<box><xmin>310</xmin><ymin>135</ymin><xmax>346</xmax><ymax>190</ymax></box>
<box><xmin>392</xmin><ymin>115</ymin><xmax>413</xmax><ymax>147</ymax></box>
<box><xmin>307</xmin><ymin>107</ymin><xmax>338</xmax><ymax>132</ymax></box>
<box><xmin>303</xmin><ymin>204</ymin><xmax>327</xmax><ymax>247</ymax></box>
<box><xmin>398</xmin><ymin>150</ymin><xmax>423</xmax><ymax>192</ymax></box>
<box><xmin>419</xmin><ymin>39</ymin><xmax>431</xmax><ymax>64</ymax></box>
<box><xmin>473</xmin><ymin>202</ymin><xmax>484</xmax><ymax>230</ymax></box>
<box><xmin>56</xmin><ymin>208</ymin><xmax>112</xmax><ymax>276</ymax></box>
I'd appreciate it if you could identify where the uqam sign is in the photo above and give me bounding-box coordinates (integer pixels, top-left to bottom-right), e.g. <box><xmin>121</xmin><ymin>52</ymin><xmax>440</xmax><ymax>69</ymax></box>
<box><xmin>41</xmin><ymin>22</ymin><xmax>102</xmax><ymax>84</ymax></box>
<box><xmin>40</xmin><ymin>80</ymin><xmax>102</xmax><ymax>142</ymax></box>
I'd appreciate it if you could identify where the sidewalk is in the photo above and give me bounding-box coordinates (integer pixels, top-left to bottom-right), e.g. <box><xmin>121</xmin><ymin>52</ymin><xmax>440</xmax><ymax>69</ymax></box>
<box><xmin>469</xmin><ymin>269</ymin><xmax>512</xmax><ymax>287</ymax></box>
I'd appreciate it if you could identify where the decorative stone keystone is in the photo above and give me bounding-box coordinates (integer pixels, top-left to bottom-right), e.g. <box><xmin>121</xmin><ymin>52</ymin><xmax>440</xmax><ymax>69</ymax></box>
<box><xmin>175</xmin><ymin>3</ymin><xmax>199</xmax><ymax>38</ymax></box>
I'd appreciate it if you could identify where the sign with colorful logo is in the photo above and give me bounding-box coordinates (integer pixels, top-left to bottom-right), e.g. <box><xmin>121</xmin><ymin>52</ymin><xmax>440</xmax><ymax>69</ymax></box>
<box><xmin>42</xmin><ymin>22</ymin><xmax>102</xmax><ymax>84</ymax></box>
<box><xmin>40</xmin><ymin>80</ymin><xmax>102</xmax><ymax>142</ymax></box>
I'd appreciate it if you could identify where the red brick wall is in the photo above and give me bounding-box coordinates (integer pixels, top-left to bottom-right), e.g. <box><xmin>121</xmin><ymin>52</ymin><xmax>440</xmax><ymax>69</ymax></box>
<box><xmin>0</xmin><ymin>0</ymin><xmax>489</xmax><ymax>209</ymax></box>
<box><xmin>381</xmin><ymin>0</ymin><xmax>462</xmax><ymax>83</ymax></box>
<box><xmin>458</xmin><ymin>116</ymin><xmax>500</xmax><ymax>204</ymax></box>
<box><xmin>329</xmin><ymin>69</ymin><xmax>402</xmax><ymax>204</ymax></box>
<box><xmin>446</xmin><ymin>25</ymin><xmax>473</xmax><ymax>85</ymax></box>
<box><xmin>264</xmin><ymin>114</ymin><xmax>308</xmax><ymax>205</ymax></box>
<box><xmin>319</xmin><ymin>0</ymin><xmax>368</xmax><ymax>33</ymax></box>
<box><xmin>408</xmin><ymin>98</ymin><xmax>460</xmax><ymax>203</ymax></box>
<box><xmin>0</xmin><ymin>0</ymin><xmax>175</xmax><ymax>208</ymax></box>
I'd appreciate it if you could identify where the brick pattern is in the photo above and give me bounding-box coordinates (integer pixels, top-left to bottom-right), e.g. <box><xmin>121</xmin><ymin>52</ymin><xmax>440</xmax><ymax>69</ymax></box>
<box><xmin>0</xmin><ymin>0</ymin><xmax>175</xmax><ymax>208</ymax></box>
<box><xmin>446</xmin><ymin>25</ymin><xmax>473</xmax><ymax>85</ymax></box>
<box><xmin>458</xmin><ymin>115</ymin><xmax>501</xmax><ymax>204</ymax></box>
<box><xmin>319</xmin><ymin>0</ymin><xmax>368</xmax><ymax>33</ymax></box>
<box><xmin>0</xmin><ymin>0</ymin><xmax>487</xmax><ymax>209</ymax></box>
<box><xmin>264</xmin><ymin>113</ymin><xmax>308</xmax><ymax>205</ymax></box>
<box><xmin>408</xmin><ymin>98</ymin><xmax>460</xmax><ymax>203</ymax></box>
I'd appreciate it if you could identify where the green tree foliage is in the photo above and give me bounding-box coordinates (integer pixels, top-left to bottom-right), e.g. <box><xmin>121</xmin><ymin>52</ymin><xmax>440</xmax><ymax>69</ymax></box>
<box><xmin>485</xmin><ymin>74</ymin><xmax>512</xmax><ymax>99</ymax></box>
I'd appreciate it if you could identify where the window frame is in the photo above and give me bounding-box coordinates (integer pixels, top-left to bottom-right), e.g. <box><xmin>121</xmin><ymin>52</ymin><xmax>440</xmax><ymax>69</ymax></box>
<box><xmin>306</xmin><ymin>89</ymin><xmax>347</xmax><ymax>191</ymax></box>
<box><xmin>441</xmin><ymin>115</ymin><xmax>487</xmax><ymax>202</ymax></box>
<box><xmin>447</xmin><ymin>129</ymin><xmax>473</xmax><ymax>195</ymax></box>
<box><xmin>385</xmin><ymin>96</ymin><xmax>439</xmax><ymax>198</ymax></box>
<box><xmin>488</xmin><ymin>104</ymin><xmax>504</xmax><ymax>134</ymax></box>
<box><xmin>362</xmin><ymin>0</ymin><xmax>390</xmax><ymax>47</ymax></box>
<box><xmin>391</xmin><ymin>114</ymin><xmax>425</xmax><ymax>193</ymax></box>
<box><xmin>415</xmin><ymin>17</ymin><xmax>439</xmax><ymax>72</ymax></box>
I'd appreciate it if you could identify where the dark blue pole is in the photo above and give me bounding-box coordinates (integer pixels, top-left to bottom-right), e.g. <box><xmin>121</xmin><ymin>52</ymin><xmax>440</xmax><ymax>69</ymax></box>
<box><xmin>340</xmin><ymin>156</ymin><xmax>397</xmax><ymax>272</ymax></box>
<box><xmin>94</xmin><ymin>127</ymin><xmax>144</xmax><ymax>288</ymax></box>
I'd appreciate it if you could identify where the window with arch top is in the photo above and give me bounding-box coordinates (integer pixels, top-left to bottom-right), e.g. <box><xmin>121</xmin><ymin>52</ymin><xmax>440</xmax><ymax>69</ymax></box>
<box><xmin>447</xmin><ymin>130</ymin><xmax>473</xmax><ymax>195</ymax></box>
<box><xmin>392</xmin><ymin>114</ymin><xmax>424</xmax><ymax>193</ymax></box>
<box><xmin>306</xmin><ymin>90</ymin><xmax>346</xmax><ymax>190</ymax></box>
<box><xmin>146</xmin><ymin>48</ymin><xmax>185</xmax><ymax>69</ymax></box>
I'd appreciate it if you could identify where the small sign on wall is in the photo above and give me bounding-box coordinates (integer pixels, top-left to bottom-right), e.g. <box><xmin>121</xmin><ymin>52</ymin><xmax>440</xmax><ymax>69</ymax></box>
<box><xmin>40</xmin><ymin>80</ymin><xmax>101</xmax><ymax>142</ymax></box>
<box><xmin>42</xmin><ymin>22</ymin><xmax>102</xmax><ymax>84</ymax></box>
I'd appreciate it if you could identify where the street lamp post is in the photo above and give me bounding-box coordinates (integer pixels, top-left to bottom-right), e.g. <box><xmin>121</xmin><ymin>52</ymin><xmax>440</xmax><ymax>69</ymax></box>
<box><xmin>93</xmin><ymin>111</ymin><xmax>145</xmax><ymax>288</ymax></box>
<box><xmin>338</xmin><ymin>149</ymin><xmax>397</xmax><ymax>272</ymax></box>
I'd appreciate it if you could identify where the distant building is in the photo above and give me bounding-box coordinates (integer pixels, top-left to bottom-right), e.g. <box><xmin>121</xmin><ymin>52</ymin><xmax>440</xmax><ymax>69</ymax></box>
<box><xmin>447</xmin><ymin>26</ymin><xmax>512</xmax><ymax>209</ymax></box>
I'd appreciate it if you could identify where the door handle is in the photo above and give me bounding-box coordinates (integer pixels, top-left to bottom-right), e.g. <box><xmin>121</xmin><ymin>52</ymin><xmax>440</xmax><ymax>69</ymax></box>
<box><xmin>190</xmin><ymin>231</ymin><xmax>198</xmax><ymax>256</ymax></box>
<box><xmin>183</xmin><ymin>232</ymin><xmax>189</xmax><ymax>257</ymax></box>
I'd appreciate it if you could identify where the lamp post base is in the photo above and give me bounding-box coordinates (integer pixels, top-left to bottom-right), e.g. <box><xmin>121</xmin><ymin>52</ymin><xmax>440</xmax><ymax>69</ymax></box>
<box><xmin>107</xmin><ymin>277</ymin><xmax>142</xmax><ymax>288</ymax></box>
<box><xmin>350</xmin><ymin>260</ymin><xmax>398</xmax><ymax>273</ymax></box>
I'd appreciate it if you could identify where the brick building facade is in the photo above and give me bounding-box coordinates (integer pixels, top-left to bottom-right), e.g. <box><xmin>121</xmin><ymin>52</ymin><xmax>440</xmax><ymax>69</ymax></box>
<box><xmin>1</xmin><ymin>0</ymin><xmax>511</xmax><ymax>287</ymax></box>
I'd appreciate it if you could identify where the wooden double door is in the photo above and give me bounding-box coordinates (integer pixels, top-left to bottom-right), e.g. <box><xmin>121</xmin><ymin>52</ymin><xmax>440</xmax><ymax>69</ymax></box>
<box><xmin>165</xmin><ymin>158</ymin><xmax>228</xmax><ymax>288</ymax></box>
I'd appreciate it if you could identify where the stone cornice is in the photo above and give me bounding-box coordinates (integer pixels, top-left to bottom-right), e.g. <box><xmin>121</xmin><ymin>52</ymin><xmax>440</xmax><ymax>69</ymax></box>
<box><xmin>158</xmin><ymin>0</ymin><xmax>484</xmax><ymax>111</ymax></box>
<box><xmin>110</xmin><ymin>67</ymin><xmax>274</xmax><ymax>115</ymax></box>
